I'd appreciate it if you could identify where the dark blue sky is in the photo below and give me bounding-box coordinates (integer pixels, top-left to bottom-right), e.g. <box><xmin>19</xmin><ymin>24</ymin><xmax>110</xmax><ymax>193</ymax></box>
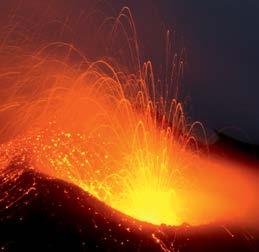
<box><xmin>120</xmin><ymin>0</ymin><xmax>259</xmax><ymax>144</ymax></box>
<box><xmin>150</xmin><ymin>0</ymin><xmax>259</xmax><ymax>144</ymax></box>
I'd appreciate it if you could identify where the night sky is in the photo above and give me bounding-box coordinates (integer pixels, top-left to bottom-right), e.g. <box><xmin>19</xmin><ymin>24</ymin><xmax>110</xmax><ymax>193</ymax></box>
<box><xmin>2</xmin><ymin>0</ymin><xmax>259</xmax><ymax>144</ymax></box>
<box><xmin>118</xmin><ymin>0</ymin><xmax>259</xmax><ymax>144</ymax></box>
<box><xmin>147</xmin><ymin>0</ymin><xmax>259</xmax><ymax>144</ymax></box>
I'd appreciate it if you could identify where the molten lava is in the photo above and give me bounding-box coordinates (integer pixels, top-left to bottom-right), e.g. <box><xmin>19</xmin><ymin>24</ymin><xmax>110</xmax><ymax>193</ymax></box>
<box><xmin>0</xmin><ymin>7</ymin><xmax>257</xmax><ymax>228</ymax></box>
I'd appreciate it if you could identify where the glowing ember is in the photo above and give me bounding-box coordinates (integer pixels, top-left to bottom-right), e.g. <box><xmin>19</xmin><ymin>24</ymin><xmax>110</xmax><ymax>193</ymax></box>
<box><xmin>0</xmin><ymin>81</ymin><xmax>194</xmax><ymax>226</ymax></box>
<box><xmin>0</xmin><ymin>7</ymin><xmax>257</xmax><ymax>227</ymax></box>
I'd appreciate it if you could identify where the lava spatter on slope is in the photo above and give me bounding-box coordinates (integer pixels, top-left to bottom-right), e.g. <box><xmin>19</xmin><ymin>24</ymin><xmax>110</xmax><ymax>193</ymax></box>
<box><xmin>0</xmin><ymin>4</ymin><xmax>259</xmax><ymax>252</ymax></box>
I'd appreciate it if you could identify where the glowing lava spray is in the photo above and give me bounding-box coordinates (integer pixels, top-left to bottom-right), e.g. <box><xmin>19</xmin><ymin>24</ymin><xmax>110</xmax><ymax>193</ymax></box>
<box><xmin>0</xmin><ymin>6</ymin><xmax>257</xmax><ymax>227</ymax></box>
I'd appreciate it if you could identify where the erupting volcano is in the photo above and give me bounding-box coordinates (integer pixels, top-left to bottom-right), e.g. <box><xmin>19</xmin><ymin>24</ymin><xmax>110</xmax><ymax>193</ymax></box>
<box><xmin>0</xmin><ymin>3</ymin><xmax>259</xmax><ymax>252</ymax></box>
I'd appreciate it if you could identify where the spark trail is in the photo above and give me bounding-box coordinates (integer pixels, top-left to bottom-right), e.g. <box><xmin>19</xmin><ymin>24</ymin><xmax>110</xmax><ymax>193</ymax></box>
<box><xmin>0</xmin><ymin>7</ymin><xmax>257</xmax><ymax>229</ymax></box>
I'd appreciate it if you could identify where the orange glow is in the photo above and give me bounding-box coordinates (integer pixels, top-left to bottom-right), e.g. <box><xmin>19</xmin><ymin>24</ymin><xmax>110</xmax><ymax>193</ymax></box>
<box><xmin>0</xmin><ymin>7</ymin><xmax>257</xmax><ymax>227</ymax></box>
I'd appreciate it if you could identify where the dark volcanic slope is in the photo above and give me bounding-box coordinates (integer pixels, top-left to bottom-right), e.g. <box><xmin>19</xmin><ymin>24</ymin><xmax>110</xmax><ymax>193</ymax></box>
<box><xmin>0</xmin><ymin>167</ymin><xmax>259</xmax><ymax>251</ymax></box>
<box><xmin>211</xmin><ymin>131</ymin><xmax>259</xmax><ymax>167</ymax></box>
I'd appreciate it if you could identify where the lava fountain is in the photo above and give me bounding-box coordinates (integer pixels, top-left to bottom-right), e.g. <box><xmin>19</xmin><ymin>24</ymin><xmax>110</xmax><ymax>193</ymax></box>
<box><xmin>0</xmin><ymin>6</ymin><xmax>257</xmax><ymax>227</ymax></box>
